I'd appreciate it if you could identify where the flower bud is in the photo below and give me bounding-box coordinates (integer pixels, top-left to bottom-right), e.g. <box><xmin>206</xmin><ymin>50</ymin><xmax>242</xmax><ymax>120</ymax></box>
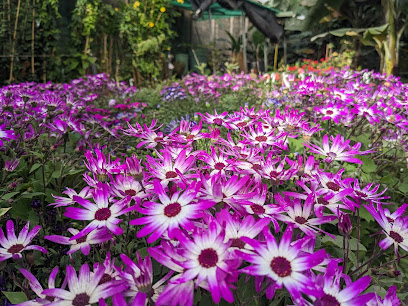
<box><xmin>338</xmin><ymin>211</ymin><xmax>352</xmax><ymax>236</ymax></box>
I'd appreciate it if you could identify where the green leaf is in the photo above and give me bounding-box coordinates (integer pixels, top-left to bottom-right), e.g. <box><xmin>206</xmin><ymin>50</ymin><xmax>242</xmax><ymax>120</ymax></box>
<box><xmin>30</xmin><ymin>163</ymin><xmax>42</xmax><ymax>173</ymax></box>
<box><xmin>21</xmin><ymin>192</ymin><xmax>45</xmax><ymax>199</ymax></box>
<box><xmin>1</xmin><ymin>192</ymin><xmax>19</xmax><ymax>200</ymax></box>
<box><xmin>398</xmin><ymin>183</ymin><xmax>408</xmax><ymax>193</ymax></box>
<box><xmin>321</xmin><ymin>235</ymin><xmax>367</xmax><ymax>251</ymax></box>
<box><xmin>10</xmin><ymin>199</ymin><xmax>32</xmax><ymax>220</ymax></box>
<box><xmin>137</xmin><ymin>247</ymin><xmax>148</xmax><ymax>258</ymax></box>
<box><xmin>0</xmin><ymin>207</ymin><xmax>11</xmax><ymax>217</ymax></box>
<box><xmin>51</xmin><ymin>171</ymin><xmax>61</xmax><ymax>179</ymax></box>
<box><xmin>360</xmin><ymin>206</ymin><xmax>374</xmax><ymax>222</ymax></box>
<box><xmin>289</xmin><ymin>137</ymin><xmax>304</xmax><ymax>153</ymax></box>
<box><xmin>358</xmin><ymin>155</ymin><xmax>377</xmax><ymax>173</ymax></box>
<box><xmin>381</xmin><ymin>174</ymin><xmax>398</xmax><ymax>186</ymax></box>
<box><xmin>30</xmin><ymin>151</ymin><xmax>44</xmax><ymax>159</ymax></box>
<box><xmin>1</xmin><ymin>291</ymin><xmax>28</xmax><ymax>304</ymax></box>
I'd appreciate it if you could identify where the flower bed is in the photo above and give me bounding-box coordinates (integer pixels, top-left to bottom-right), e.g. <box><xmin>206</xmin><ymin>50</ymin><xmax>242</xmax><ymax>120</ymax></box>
<box><xmin>0</xmin><ymin>69</ymin><xmax>408</xmax><ymax>305</ymax></box>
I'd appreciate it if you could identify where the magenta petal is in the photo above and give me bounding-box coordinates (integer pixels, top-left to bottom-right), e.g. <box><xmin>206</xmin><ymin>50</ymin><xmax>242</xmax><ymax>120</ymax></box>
<box><xmin>25</xmin><ymin>245</ymin><xmax>47</xmax><ymax>254</ymax></box>
<box><xmin>44</xmin><ymin>235</ymin><xmax>71</xmax><ymax>245</ymax></box>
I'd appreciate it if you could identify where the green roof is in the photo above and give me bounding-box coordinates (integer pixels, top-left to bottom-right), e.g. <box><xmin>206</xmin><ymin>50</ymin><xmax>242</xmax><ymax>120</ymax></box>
<box><xmin>170</xmin><ymin>0</ymin><xmax>279</xmax><ymax>20</ymax></box>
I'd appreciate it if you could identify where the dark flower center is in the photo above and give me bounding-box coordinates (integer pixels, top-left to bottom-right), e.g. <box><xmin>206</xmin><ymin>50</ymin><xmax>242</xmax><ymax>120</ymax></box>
<box><xmin>230</xmin><ymin>238</ymin><xmax>246</xmax><ymax>249</ymax></box>
<box><xmin>295</xmin><ymin>216</ymin><xmax>308</xmax><ymax>224</ymax></box>
<box><xmin>164</xmin><ymin>202</ymin><xmax>182</xmax><ymax>217</ymax></box>
<box><xmin>198</xmin><ymin>248</ymin><xmax>218</xmax><ymax>268</ymax></box>
<box><xmin>386</xmin><ymin>216</ymin><xmax>394</xmax><ymax>223</ymax></box>
<box><xmin>252</xmin><ymin>164</ymin><xmax>262</xmax><ymax>171</ymax></box>
<box><xmin>8</xmin><ymin>244</ymin><xmax>24</xmax><ymax>254</ymax></box>
<box><xmin>389</xmin><ymin>230</ymin><xmax>403</xmax><ymax>243</ymax></box>
<box><xmin>255</xmin><ymin>136</ymin><xmax>267</xmax><ymax>142</ymax></box>
<box><xmin>214</xmin><ymin>162</ymin><xmax>226</xmax><ymax>170</ymax></box>
<box><xmin>76</xmin><ymin>235</ymin><xmax>87</xmax><ymax>244</ymax></box>
<box><xmin>185</xmin><ymin>134</ymin><xmax>195</xmax><ymax>140</ymax></box>
<box><xmin>326</xmin><ymin>110</ymin><xmax>334</xmax><ymax>115</ymax></box>
<box><xmin>327</xmin><ymin>152</ymin><xmax>337</xmax><ymax>160</ymax></box>
<box><xmin>95</xmin><ymin>208</ymin><xmax>111</xmax><ymax>221</ymax></box>
<box><xmin>165</xmin><ymin>171</ymin><xmax>178</xmax><ymax>179</ymax></box>
<box><xmin>317</xmin><ymin>197</ymin><xmax>329</xmax><ymax>205</ymax></box>
<box><xmin>72</xmin><ymin>293</ymin><xmax>90</xmax><ymax>306</ymax></box>
<box><xmin>315</xmin><ymin>294</ymin><xmax>340</xmax><ymax>306</ymax></box>
<box><xmin>326</xmin><ymin>182</ymin><xmax>340</xmax><ymax>192</ymax></box>
<box><xmin>270</xmin><ymin>256</ymin><xmax>292</xmax><ymax>277</ymax></box>
<box><xmin>354</xmin><ymin>190</ymin><xmax>367</xmax><ymax>198</ymax></box>
<box><xmin>97</xmin><ymin>174</ymin><xmax>109</xmax><ymax>183</ymax></box>
<box><xmin>237</xmin><ymin>122</ymin><xmax>247</xmax><ymax>127</ymax></box>
<box><xmin>269</xmin><ymin>171</ymin><xmax>279</xmax><ymax>178</ymax></box>
<box><xmin>213</xmin><ymin>118</ymin><xmax>223</xmax><ymax>125</ymax></box>
<box><xmin>125</xmin><ymin>189</ymin><xmax>136</xmax><ymax>196</ymax></box>
<box><xmin>99</xmin><ymin>273</ymin><xmax>112</xmax><ymax>285</ymax></box>
<box><xmin>45</xmin><ymin>296</ymin><xmax>55</xmax><ymax>302</ymax></box>
<box><xmin>154</xmin><ymin>137</ymin><xmax>163</xmax><ymax>142</ymax></box>
<box><xmin>251</xmin><ymin>204</ymin><xmax>265</xmax><ymax>214</ymax></box>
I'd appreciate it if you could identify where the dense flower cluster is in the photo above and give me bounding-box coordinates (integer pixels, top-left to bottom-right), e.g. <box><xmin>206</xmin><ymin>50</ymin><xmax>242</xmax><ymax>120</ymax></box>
<box><xmin>160</xmin><ymin>85</ymin><xmax>186</xmax><ymax>102</ymax></box>
<box><xmin>180</xmin><ymin>73</ymin><xmax>261</xmax><ymax>102</ymax></box>
<box><xmin>1</xmin><ymin>69</ymin><xmax>407</xmax><ymax>305</ymax></box>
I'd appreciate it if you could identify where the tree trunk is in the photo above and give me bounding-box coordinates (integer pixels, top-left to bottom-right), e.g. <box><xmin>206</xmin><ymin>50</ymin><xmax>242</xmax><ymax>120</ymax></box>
<box><xmin>383</xmin><ymin>0</ymin><xmax>398</xmax><ymax>75</ymax></box>
<box><xmin>351</xmin><ymin>38</ymin><xmax>361</xmax><ymax>70</ymax></box>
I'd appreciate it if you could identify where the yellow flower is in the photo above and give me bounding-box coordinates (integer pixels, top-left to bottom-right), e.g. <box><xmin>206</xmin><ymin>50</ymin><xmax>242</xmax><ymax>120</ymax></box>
<box><xmin>133</xmin><ymin>1</ymin><xmax>140</xmax><ymax>8</ymax></box>
<box><xmin>148</xmin><ymin>22</ymin><xmax>155</xmax><ymax>28</ymax></box>
<box><xmin>114</xmin><ymin>7</ymin><xmax>119</xmax><ymax>11</ymax></box>
<box><xmin>160</xmin><ymin>7</ymin><xmax>166</xmax><ymax>12</ymax></box>
<box><xmin>177</xmin><ymin>0</ymin><xmax>184</xmax><ymax>3</ymax></box>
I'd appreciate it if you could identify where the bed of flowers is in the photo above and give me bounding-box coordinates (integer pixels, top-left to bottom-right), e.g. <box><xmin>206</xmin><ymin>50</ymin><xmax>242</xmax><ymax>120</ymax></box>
<box><xmin>1</xmin><ymin>67</ymin><xmax>408</xmax><ymax>305</ymax></box>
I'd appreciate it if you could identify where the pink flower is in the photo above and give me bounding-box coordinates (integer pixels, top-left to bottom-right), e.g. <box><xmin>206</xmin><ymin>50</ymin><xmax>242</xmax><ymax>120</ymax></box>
<box><xmin>237</xmin><ymin>225</ymin><xmax>326</xmax><ymax>304</ymax></box>
<box><xmin>131</xmin><ymin>180</ymin><xmax>215</xmax><ymax>243</ymax></box>
<box><xmin>0</xmin><ymin>220</ymin><xmax>47</xmax><ymax>261</ymax></box>
<box><xmin>45</xmin><ymin>227</ymin><xmax>113</xmax><ymax>256</ymax></box>
<box><xmin>84</xmin><ymin>149</ymin><xmax>125</xmax><ymax>182</ymax></box>
<box><xmin>66</xmin><ymin>183</ymin><xmax>135</xmax><ymax>240</ymax></box>
<box><xmin>304</xmin><ymin>134</ymin><xmax>374</xmax><ymax>164</ymax></box>
<box><xmin>170</xmin><ymin>221</ymin><xmax>240</xmax><ymax>304</ymax></box>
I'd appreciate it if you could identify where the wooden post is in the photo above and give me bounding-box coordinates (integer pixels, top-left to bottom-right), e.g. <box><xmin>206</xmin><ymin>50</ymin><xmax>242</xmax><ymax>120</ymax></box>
<box><xmin>264</xmin><ymin>39</ymin><xmax>268</xmax><ymax>72</ymax></box>
<box><xmin>274</xmin><ymin>43</ymin><xmax>278</xmax><ymax>71</ymax></box>
<box><xmin>241</xmin><ymin>12</ymin><xmax>247</xmax><ymax>73</ymax></box>
<box><xmin>103</xmin><ymin>34</ymin><xmax>107</xmax><ymax>72</ymax></box>
<box><xmin>31</xmin><ymin>0</ymin><xmax>35</xmax><ymax>76</ymax></box>
<box><xmin>9</xmin><ymin>0</ymin><xmax>21</xmax><ymax>82</ymax></box>
<box><xmin>283</xmin><ymin>34</ymin><xmax>287</xmax><ymax>65</ymax></box>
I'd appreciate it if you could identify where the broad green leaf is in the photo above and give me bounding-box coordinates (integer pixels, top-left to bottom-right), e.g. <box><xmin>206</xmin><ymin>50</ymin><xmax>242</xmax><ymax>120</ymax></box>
<box><xmin>0</xmin><ymin>207</ymin><xmax>11</xmax><ymax>217</ymax></box>
<box><xmin>398</xmin><ymin>183</ymin><xmax>408</xmax><ymax>193</ymax></box>
<box><xmin>2</xmin><ymin>291</ymin><xmax>28</xmax><ymax>304</ymax></box>
<box><xmin>30</xmin><ymin>151</ymin><xmax>44</xmax><ymax>159</ymax></box>
<box><xmin>321</xmin><ymin>235</ymin><xmax>367</xmax><ymax>251</ymax></box>
<box><xmin>51</xmin><ymin>171</ymin><xmax>61</xmax><ymax>179</ymax></box>
<box><xmin>289</xmin><ymin>137</ymin><xmax>304</xmax><ymax>153</ymax></box>
<box><xmin>137</xmin><ymin>247</ymin><xmax>149</xmax><ymax>258</ymax></box>
<box><xmin>30</xmin><ymin>163</ymin><xmax>42</xmax><ymax>173</ymax></box>
<box><xmin>2</xmin><ymin>192</ymin><xmax>19</xmax><ymax>200</ymax></box>
<box><xmin>21</xmin><ymin>192</ymin><xmax>45</xmax><ymax>199</ymax></box>
<box><xmin>381</xmin><ymin>174</ymin><xmax>398</xmax><ymax>186</ymax></box>
<box><xmin>360</xmin><ymin>206</ymin><xmax>375</xmax><ymax>222</ymax></box>
<box><xmin>358</xmin><ymin>155</ymin><xmax>377</xmax><ymax>173</ymax></box>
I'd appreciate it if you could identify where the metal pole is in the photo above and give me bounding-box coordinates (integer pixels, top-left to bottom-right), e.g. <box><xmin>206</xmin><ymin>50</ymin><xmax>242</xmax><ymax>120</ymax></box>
<box><xmin>241</xmin><ymin>12</ymin><xmax>247</xmax><ymax>73</ymax></box>
<box><xmin>264</xmin><ymin>39</ymin><xmax>268</xmax><ymax>72</ymax></box>
<box><xmin>209</xmin><ymin>9</ymin><xmax>216</xmax><ymax>75</ymax></box>
<box><xmin>209</xmin><ymin>9</ymin><xmax>213</xmax><ymax>42</ymax></box>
